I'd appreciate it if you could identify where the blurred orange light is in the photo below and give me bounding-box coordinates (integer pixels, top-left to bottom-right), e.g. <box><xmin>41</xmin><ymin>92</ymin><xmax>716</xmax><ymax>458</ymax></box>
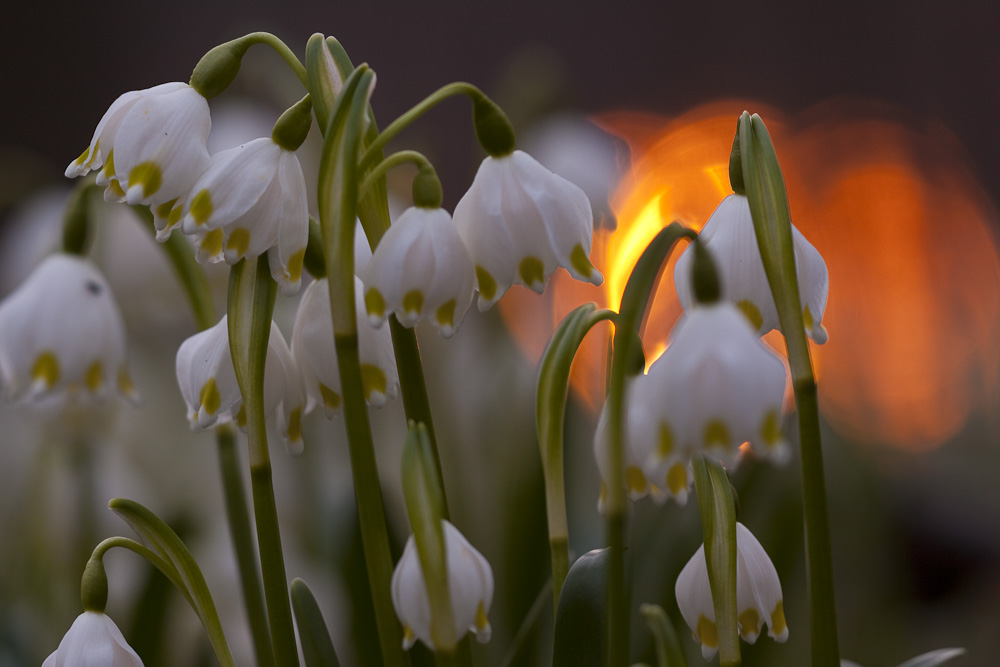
<box><xmin>500</xmin><ymin>100</ymin><xmax>1000</xmax><ymax>450</ymax></box>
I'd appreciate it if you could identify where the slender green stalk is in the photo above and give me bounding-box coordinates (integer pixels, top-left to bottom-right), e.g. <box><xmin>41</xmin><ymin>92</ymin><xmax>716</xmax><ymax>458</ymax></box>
<box><xmin>738</xmin><ymin>112</ymin><xmax>839</xmax><ymax>666</ymax></box>
<box><xmin>228</xmin><ymin>257</ymin><xmax>299</xmax><ymax>667</ymax></box>
<box><xmin>360</xmin><ymin>82</ymin><xmax>487</xmax><ymax>170</ymax></box>
<box><xmin>217</xmin><ymin>425</ymin><xmax>276</xmax><ymax>667</ymax></box>
<box><xmin>235</xmin><ymin>32</ymin><xmax>308</xmax><ymax>86</ymax></box>
<box><xmin>317</xmin><ymin>66</ymin><xmax>409</xmax><ymax>667</ymax></box>
<box><xmin>134</xmin><ymin>204</ymin><xmax>273</xmax><ymax>664</ymax></box>
<box><xmin>358</xmin><ymin>150</ymin><xmax>433</xmax><ymax>201</ymax></box>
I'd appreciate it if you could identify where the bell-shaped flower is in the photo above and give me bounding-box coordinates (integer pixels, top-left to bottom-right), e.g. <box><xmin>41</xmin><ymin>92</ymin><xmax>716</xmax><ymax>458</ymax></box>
<box><xmin>674</xmin><ymin>194</ymin><xmax>829</xmax><ymax>343</ymax></box>
<box><xmin>65</xmin><ymin>82</ymin><xmax>211</xmax><ymax>214</ymax></box>
<box><xmin>363</xmin><ymin>206</ymin><xmax>474</xmax><ymax>337</ymax></box>
<box><xmin>175</xmin><ymin>315</ymin><xmax>306</xmax><ymax>454</ymax></box>
<box><xmin>453</xmin><ymin>150</ymin><xmax>603</xmax><ymax>310</ymax></box>
<box><xmin>593</xmin><ymin>377</ymin><xmax>693</xmax><ymax>513</ymax></box>
<box><xmin>42</xmin><ymin>611</ymin><xmax>143</xmax><ymax>667</ymax></box>
<box><xmin>391</xmin><ymin>519</ymin><xmax>493</xmax><ymax>651</ymax></box>
<box><xmin>675</xmin><ymin>522</ymin><xmax>788</xmax><ymax>660</ymax></box>
<box><xmin>291</xmin><ymin>276</ymin><xmax>398</xmax><ymax>415</ymax></box>
<box><xmin>176</xmin><ymin>137</ymin><xmax>309</xmax><ymax>296</ymax></box>
<box><xmin>637</xmin><ymin>302</ymin><xmax>789</xmax><ymax>469</ymax></box>
<box><xmin>0</xmin><ymin>254</ymin><xmax>138</xmax><ymax>404</ymax></box>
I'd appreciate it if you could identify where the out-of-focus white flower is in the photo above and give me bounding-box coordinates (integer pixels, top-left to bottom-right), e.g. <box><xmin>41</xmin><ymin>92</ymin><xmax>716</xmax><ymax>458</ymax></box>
<box><xmin>42</xmin><ymin>611</ymin><xmax>143</xmax><ymax>666</ymax></box>
<box><xmin>593</xmin><ymin>378</ymin><xmax>692</xmax><ymax>513</ymax></box>
<box><xmin>65</xmin><ymin>82</ymin><xmax>211</xmax><ymax>215</ymax></box>
<box><xmin>391</xmin><ymin>520</ymin><xmax>493</xmax><ymax>651</ymax></box>
<box><xmin>363</xmin><ymin>206</ymin><xmax>475</xmax><ymax>337</ymax></box>
<box><xmin>0</xmin><ymin>255</ymin><xmax>137</xmax><ymax>404</ymax></box>
<box><xmin>453</xmin><ymin>150</ymin><xmax>602</xmax><ymax>310</ymax></box>
<box><xmin>675</xmin><ymin>194</ymin><xmax>829</xmax><ymax>343</ymax></box>
<box><xmin>175</xmin><ymin>315</ymin><xmax>306</xmax><ymax>453</ymax></box>
<box><xmin>175</xmin><ymin>137</ymin><xmax>309</xmax><ymax>296</ymax></box>
<box><xmin>636</xmin><ymin>302</ymin><xmax>789</xmax><ymax>470</ymax></box>
<box><xmin>675</xmin><ymin>522</ymin><xmax>788</xmax><ymax>660</ymax></box>
<box><xmin>291</xmin><ymin>276</ymin><xmax>398</xmax><ymax>415</ymax></box>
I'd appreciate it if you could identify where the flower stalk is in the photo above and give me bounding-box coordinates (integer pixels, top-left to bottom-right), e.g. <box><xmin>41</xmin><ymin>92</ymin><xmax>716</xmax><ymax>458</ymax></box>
<box><xmin>736</xmin><ymin>111</ymin><xmax>839</xmax><ymax>665</ymax></box>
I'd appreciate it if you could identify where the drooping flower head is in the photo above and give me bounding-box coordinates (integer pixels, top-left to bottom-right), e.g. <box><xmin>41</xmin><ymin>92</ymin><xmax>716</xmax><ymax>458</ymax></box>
<box><xmin>66</xmin><ymin>82</ymin><xmax>211</xmax><ymax>215</ymax></box>
<box><xmin>175</xmin><ymin>315</ymin><xmax>306</xmax><ymax>454</ymax></box>
<box><xmin>291</xmin><ymin>276</ymin><xmax>399</xmax><ymax>415</ymax></box>
<box><xmin>675</xmin><ymin>522</ymin><xmax>788</xmax><ymax>660</ymax></box>
<box><xmin>636</xmin><ymin>301</ymin><xmax>789</xmax><ymax>471</ymax></box>
<box><xmin>0</xmin><ymin>254</ymin><xmax>138</xmax><ymax>404</ymax></box>
<box><xmin>675</xmin><ymin>194</ymin><xmax>829</xmax><ymax>343</ymax></box>
<box><xmin>391</xmin><ymin>520</ymin><xmax>493</xmax><ymax>651</ymax></box>
<box><xmin>42</xmin><ymin>611</ymin><xmax>144</xmax><ymax>667</ymax></box>
<box><xmin>453</xmin><ymin>150</ymin><xmax>603</xmax><ymax>310</ymax></box>
<box><xmin>176</xmin><ymin>137</ymin><xmax>309</xmax><ymax>296</ymax></box>
<box><xmin>363</xmin><ymin>206</ymin><xmax>475</xmax><ymax>337</ymax></box>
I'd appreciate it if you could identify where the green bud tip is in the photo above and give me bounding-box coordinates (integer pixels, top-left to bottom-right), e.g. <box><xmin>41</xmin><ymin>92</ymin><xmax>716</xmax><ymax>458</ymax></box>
<box><xmin>691</xmin><ymin>238</ymin><xmax>721</xmax><ymax>305</ymax></box>
<box><xmin>81</xmin><ymin>557</ymin><xmax>109</xmax><ymax>613</ymax></box>
<box><xmin>412</xmin><ymin>164</ymin><xmax>443</xmax><ymax>209</ymax></box>
<box><xmin>189</xmin><ymin>36</ymin><xmax>254</xmax><ymax>99</ymax></box>
<box><xmin>303</xmin><ymin>217</ymin><xmax>327</xmax><ymax>279</ymax></box>
<box><xmin>472</xmin><ymin>95</ymin><xmax>516</xmax><ymax>157</ymax></box>
<box><xmin>272</xmin><ymin>95</ymin><xmax>313</xmax><ymax>151</ymax></box>
<box><xmin>729</xmin><ymin>115</ymin><xmax>746</xmax><ymax>195</ymax></box>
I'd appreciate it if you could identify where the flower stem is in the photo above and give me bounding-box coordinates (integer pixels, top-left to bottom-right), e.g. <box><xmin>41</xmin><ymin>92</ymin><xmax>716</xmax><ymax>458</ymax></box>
<box><xmin>358</xmin><ymin>150</ymin><xmax>434</xmax><ymax>201</ymax></box>
<box><xmin>228</xmin><ymin>256</ymin><xmax>299</xmax><ymax>667</ymax></box>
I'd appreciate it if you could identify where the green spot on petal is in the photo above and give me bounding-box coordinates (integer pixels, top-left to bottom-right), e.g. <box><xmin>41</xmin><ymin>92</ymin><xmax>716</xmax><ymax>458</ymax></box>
<box><xmin>402</xmin><ymin>289</ymin><xmax>424</xmax><ymax>315</ymax></box>
<box><xmin>189</xmin><ymin>189</ymin><xmax>213</xmax><ymax>226</ymax></box>
<box><xmin>129</xmin><ymin>161</ymin><xmax>163</xmax><ymax>199</ymax></box>
<box><xmin>199</xmin><ymin>378</ymin><xmax>221</xmax><ymax>415</ymax></box>
<box><xmin>365</xmin><ymin>288</ymin><xmax>386</xmax><ymax>319</ymax></box>
<box><xmin>31</xmin><ymin>351</ymin><xmax>60</xmax><ymax>388</ymax></box>
<box><xmin>435</xmin><ymin>299</ymin><xmax>457</xmax><ymax>329</ymax></box>
<box><xmin>102</xmin><ymin>150</ymin><xmax>116</xmax><ymax>179</ymax></box>
<box><xmin>360</xmin><ymin>363</ymin><xmax>387</xmax><ymax>401</ymax></box>
<box><xmin>287</xmin><ymin>248</ymin><xmax>305</xmax><ymax>284</ymax></box>
<box><xmin>85</xmin><ymin>361</ymin><xmax>103</xmax><ymax>392</ymax></box>
<box><xmin>168</xmin><ymin>203</ymin><xmax>183</xmax><ymax>226</ymax></box>
<box><xmin>201</xmin><ymin>229</ymin><xmax>224</xmax><ymax>258</ymax></box>
<box><xmin>738</xmin><ymin>608</ymin><xmax>761</xmax><ymax>638</ymax></box>
<box><xmin>658</xmin><ymin>422</ymin><xmax>674</xmax><ymax>457</ymax></box>
<box><xmin>570</xmin><ymin>243</ymin><xmax>599</xmax><ymax>282</ymax></box>
<box><xmin>704</xmin><ymin>419</ymin><xmax>730</xmax><ymax>450</ymax></box>
<box><xmin>697</xmin><ymin>615</ymin><xmax>719</xmax><ymax>649</ymax></box>
<box><xmin>73</xmin><ymin>144</ymin><xmax>91</xmax><ymax>167</ymax></box>
<box><xmin>108</xmin><ymin>180</ymin><xmax>125</xmax><ymax>199</ymax></box>
<box><xmin>476</xmin><ymin>265</ymin><xmax>497</xmax><ymax>301</ymax></box>
<box><xmin>475</xmin><ymin>600</ymin><xmax>489</xmax><ymax>631</ymax></box>
<box><xmin>154</xmin><ymin>198</ymin><xmax>178</xmax><ymax>220</ymax></box>
<box><xmin>319</xmin><ymin>383</ymin><xmax>341</xmax><ymax>410</ymax></box>
<box><xmin>226</xmin><ymin>228</ymin><xmax>251</xmax><ymax>257</ymax></box>
<box><xmin>518</xmin><ymin>256</ymin><xmax>545</xmax><ymax>288</ymax></box>
<box><xmin>666</xmin><ymin>463</ymin><xmax>688</xmax><ymax>495</ymax></box>
<box><xmin>625</xmin><ymin>466</ymin><xmax>647</xmax><ymax>495</ymax></box>
<box><xmin>287</xmin><ymin>407</ymin><xmax>302</xmax><ymax>442</ymax></box>
<box><xmin>737</xmin><ymin>299</ymin><xmax>764</xmax><ymax>331</ymax></box>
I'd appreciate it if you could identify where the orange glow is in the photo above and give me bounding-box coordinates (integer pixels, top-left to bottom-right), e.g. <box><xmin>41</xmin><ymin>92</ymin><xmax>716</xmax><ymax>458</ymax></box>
<box><xmin>500</xmin><ymin>100</ymin><xmax>1000</xmax><ymax>450</ymax></box>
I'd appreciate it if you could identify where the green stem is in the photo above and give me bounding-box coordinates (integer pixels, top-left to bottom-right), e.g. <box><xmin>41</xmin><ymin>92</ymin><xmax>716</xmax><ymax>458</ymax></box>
<box><xmin>738</xmin><ymin>113</ymin><xmax>839</xmax><ymax>666</ymax></box>
<box><xmin>317</xmin><ymin>66</ymin><xmax>410</xmax><ymax>667</ymax></box>
<box><xmin>217</xmin><ymin>425</ymin><xmax>276</xmax><ymax>667</ymax></box>
<box><xmin>228</xmin><ymin>256</ymin><xmax>299</xmax><ymax>667</ymax></box>
<box><xmin>360</xmin><ymin>82</ymin><xmax>486</xmax><ymax>170</ymax></box>
<box><xmin>242</xmin><ymin>32</ymin><xmax>308</xmax><ymax>86</ymax></box>
<box><xmin>358</xmin><ymin>150</ymin><xmax>433</xmax><ymax>202</ymax></box>
<box><xmin>134</xmin><ymin>204</ymin><xmax>273</xmax><ymax>663</ymax></box>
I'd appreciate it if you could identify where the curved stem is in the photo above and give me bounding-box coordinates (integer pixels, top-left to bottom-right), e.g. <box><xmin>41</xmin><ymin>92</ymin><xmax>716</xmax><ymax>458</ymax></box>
<box><xmin>244</xmin><ymin>32</ymin><xmax>308</xmax><ymax>86</ymax></box>
<box><xmin>360</xmin><ymin>82</ymin><xmax>485</xmax><ymax>170</ymax></box>
<box><xmin>358</xmin><ymin>149</ymin><xmax>433</xmax><ymax>203</ymax></box>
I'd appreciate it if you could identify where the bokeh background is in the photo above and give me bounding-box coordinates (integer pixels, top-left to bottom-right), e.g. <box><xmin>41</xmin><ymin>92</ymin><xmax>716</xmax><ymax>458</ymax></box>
<box><xmin>1</xmin><ymin>2</ymin><xmax>999</xmax><ymax>666</ymax></box>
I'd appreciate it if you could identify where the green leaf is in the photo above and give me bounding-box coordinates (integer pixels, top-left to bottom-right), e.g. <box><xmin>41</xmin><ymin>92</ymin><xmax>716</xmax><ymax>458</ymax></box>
<box><xmin>109</xmin><ymin>498</ymin><xmax>236</xmax><ymax>667</ymax></box>
<box><xmin>639</xmin><ymin>604</ymin><xmax>688</xmax><ymax>667</ymax></box>
<box><xmin>896</xmin><ymin>648</ymin><xmax>966</xmax><ymax>667</ymax></box>
<box><xmin>691</xmin><ymin>457</ymin><xmax>740</xmax><ymax>666</ymax></box>
<box><xmin>536</xmin><ymin>303</ymin><xmax>615</xmax><ymax>608</ymax></box>
<box><xmin>292</xmin><ymin>578</ymin><xmax>342</xmax><ymax>667</ymax></box>
<box><xmin>553</xmin><ymin>549</ymin><xmax>609</xmax><ymax>667</ymax></box>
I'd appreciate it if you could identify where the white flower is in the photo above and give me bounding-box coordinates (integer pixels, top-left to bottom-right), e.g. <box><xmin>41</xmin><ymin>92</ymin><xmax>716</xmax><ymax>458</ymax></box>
<box><xmin>177</xmin><ymin>137</ymin><xmax>309</xmax><ymax>296</ymax></box>
<box><xmin>363</xmin><ymin>206</ymin><xmax>475</xmax><ymax>337</ymax></box>
<box><xmin>391</xmin><ymin>520</ymin><xmax>493</xmax><ymax>651</ymax></box>
<box><xmin>453</xmin><ymin>150</ymin><xmax>603</xmax><ymax>310</ymax></box>
<box><xmin>0</xmin><ymin>255</ymin><xmax>138</xmax><ymax>404</ymax></box>
<box><xmin>175</xmin><ymin>315</ymin><xmax>306</xmax><ymax>454</ymax></box>
<box><xmin>674</xmin><ymin>194</ymin><xmax>829</xmax><ymax>343</ymax></box>
<box><xmin>637</xmin><ymin>302</ymin><xmax>789</xmax><ymax>469</ymax></box>
<box><xmin>675</xmin><ymin>522</ymin><xmax>788</xmax><ymax>660</ymax></box>
<box><xmin>42</xmin><ymin>611</ymin><xmax>143</xmax><ymax>666</ymax></box>
<box><xmin>291</xmin><ymin>276</ymin><xmax>398</xmax><ymax>415</ymax></box>
<box><xmin>65</xmin><ymin>82</ymin><xmax>211</xmax><ymax>216</ymax></box>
